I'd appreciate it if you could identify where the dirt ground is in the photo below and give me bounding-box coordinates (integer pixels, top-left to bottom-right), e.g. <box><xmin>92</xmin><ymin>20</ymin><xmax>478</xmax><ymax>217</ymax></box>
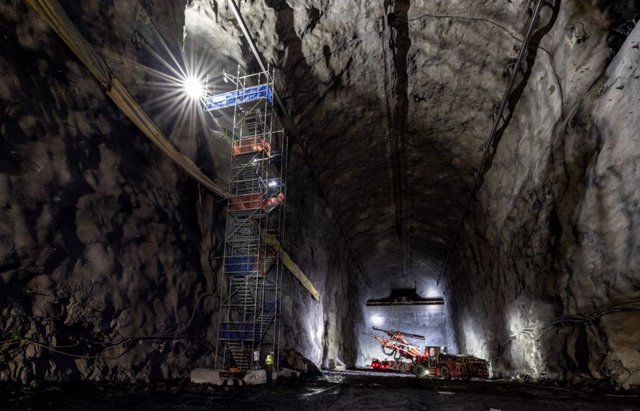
<box><xmin>2</xmin><ymin>369</ymin><xmax>640</xmax><ymax>410</ymax></box>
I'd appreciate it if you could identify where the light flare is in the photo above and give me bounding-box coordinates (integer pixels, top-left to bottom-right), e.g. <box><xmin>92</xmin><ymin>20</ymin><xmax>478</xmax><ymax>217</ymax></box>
<box><xmin>370</xmin><ymin>314</ymin><xmax>385</xmax><ymax>327</ymax></box>
<box><xmin>183</xmin><ymin>76</ymin><xmax>204</xmax><ymax>100</ymax></box>
<box><xmin>100</xmin><ymin>16</ymin><xmax>234</xmax><ymax>145</ymax></box>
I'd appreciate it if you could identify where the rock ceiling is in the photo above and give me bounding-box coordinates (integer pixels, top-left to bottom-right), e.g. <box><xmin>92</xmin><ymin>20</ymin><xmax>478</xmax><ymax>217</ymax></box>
<box><xmin>237</xmin><ymin>0</ymin><xmax>533</xmax><ymax>287</ymax></box>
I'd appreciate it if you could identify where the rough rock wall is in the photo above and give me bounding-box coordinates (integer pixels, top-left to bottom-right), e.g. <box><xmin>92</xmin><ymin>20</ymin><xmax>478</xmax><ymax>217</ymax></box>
<box><xmin>184</xmin><ymin>0</ymin><xmax>365</xmax><ymax>368</ymax></box>
<box><xmin>283</xmin><ymin>143</ymin><xmax>365</xmax><ymax>367</ymax></box>
<box><xmin>197</xmin><ymin>0</ymin><xmax>367</xmax><ymax>367</ymax></box>
<box><xmin>257</xmin><ymin>0</ymin><xmax>404</xmax><ymax>282</ymax></box>
<box><xmin>448</xmin><ymin>1</ymin><xmax>640</xmax><ymax>389</ymax></box>
<box><xmin>236</xmin><ymin>4</ymin><xmax>460</xmax><ymax>363</ymax></box>
<box><xmin>238</xmin><ymin>0</ymin><xmax>547</xmax><ymax>365</ymax></box>
<box><xmin>0</xmin><ymin>0</ymin><xmax>229</xmax><ymax>383</ymax></box>
<box><xmin>0</xmin><ymin>0</ymin><xmax>363</xmax><ymax>383</ymax></box>
<box><xmin>237</xmin><ymin>0</ymin><xmax>561</xmax><ymax>367</ymax></box>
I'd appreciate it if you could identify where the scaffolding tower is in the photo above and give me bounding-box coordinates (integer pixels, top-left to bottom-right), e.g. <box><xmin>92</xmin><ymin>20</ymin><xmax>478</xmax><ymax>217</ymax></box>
<box><xmin>205</xmin><ymin>69</ymin><xmax>287</xmax><ymax>371</ymax></box>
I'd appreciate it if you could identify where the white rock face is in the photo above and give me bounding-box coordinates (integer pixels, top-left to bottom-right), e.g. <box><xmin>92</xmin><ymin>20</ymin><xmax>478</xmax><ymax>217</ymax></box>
<box><xmin>190</xmin><ymin>368</ymin><xmax>222</xmax><ymax>385</ymax></box>
<box><xmin>243</xmin><ymin>369</ymin><xmax>267</xmax><ymax>384</ymax></box>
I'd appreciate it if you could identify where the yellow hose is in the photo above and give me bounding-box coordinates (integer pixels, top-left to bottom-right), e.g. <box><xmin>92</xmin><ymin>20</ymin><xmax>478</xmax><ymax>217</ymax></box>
<box><xmin>24</xmin><ymin>0</ymin><xmax>230</xmax><ymax>198</ymax></box>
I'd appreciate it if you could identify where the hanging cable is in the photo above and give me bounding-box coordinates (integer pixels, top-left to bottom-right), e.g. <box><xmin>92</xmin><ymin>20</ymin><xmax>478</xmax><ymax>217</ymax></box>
<box><xmin>24</xmin><ymin>0</ymin><xmax>230</xmax><ymax>198</ymax></box>
<box><xmin>476</xmin><ymin>298</ymin><xmax>640</xmax><ymax>356</ymax></box>
<box><xmin>438</xmin><ymin>0</ymin><xmax>546</xmax><ymax>284</ymax></box>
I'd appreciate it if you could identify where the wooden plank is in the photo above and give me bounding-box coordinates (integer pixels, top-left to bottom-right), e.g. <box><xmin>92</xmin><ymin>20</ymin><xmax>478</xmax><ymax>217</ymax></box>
<box><xmin>259</xmin><ymin>227</ymin><xmax>320</xmax><ymax>302</ymax></box>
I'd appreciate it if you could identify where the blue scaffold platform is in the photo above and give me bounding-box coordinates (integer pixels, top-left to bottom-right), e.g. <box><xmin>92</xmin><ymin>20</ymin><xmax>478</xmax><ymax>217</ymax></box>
<box><xmin>205</xmin><ymin>84</ymin><xmax>273</xmax><ymax>111</ymax></box>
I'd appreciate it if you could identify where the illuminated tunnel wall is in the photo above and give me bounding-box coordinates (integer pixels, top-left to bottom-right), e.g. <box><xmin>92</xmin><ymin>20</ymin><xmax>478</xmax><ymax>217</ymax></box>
<box><xmin>355</xmin><ymin>277</ymin><xmax>458</xmax><ymax>367</ymax></box>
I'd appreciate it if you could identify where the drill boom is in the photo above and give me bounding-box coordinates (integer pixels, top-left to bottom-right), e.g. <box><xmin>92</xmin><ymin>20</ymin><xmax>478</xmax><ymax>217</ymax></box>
<box><xmin>372</xmin><ymin>326</ymin><xmax>425</xmax><ymax>340</ymax></box>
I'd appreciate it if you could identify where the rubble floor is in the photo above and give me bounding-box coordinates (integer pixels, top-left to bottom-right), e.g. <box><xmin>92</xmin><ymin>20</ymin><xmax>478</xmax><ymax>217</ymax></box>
<box><xmin>3</xmin><ymin>369</ymin><xmax>640</xmax><ymax>410</ymax></box>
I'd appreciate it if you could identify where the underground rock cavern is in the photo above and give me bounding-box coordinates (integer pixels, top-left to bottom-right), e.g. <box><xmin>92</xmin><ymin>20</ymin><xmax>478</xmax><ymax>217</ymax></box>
<box><xmin>1</xmin><ymin>0</ymin><xmax>640</xmax><ymax>409</ymax></box>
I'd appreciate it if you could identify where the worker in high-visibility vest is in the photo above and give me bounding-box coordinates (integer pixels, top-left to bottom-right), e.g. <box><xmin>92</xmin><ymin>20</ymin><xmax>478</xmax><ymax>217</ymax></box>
<box><xmin>265</xmin><ymin>352</ymin><xmax>274</xmax><ymax>373</ymax></box>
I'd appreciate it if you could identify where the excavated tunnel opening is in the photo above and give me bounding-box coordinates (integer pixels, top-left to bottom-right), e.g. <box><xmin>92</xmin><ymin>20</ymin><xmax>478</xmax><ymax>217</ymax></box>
<box><xmin>2</xmin><ymin>0</ymin><xmax>640</xmax><ymax>408</ymax></box>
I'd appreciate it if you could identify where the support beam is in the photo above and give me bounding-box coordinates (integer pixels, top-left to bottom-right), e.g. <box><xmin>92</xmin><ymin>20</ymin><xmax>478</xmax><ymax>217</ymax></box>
<box><xmin>257</xmin><ymin>224</ymin><xmax>321</xmax><ymax>301</ymax></box>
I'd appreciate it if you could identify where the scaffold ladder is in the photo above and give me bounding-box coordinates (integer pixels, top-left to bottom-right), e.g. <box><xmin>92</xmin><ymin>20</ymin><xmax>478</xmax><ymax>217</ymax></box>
<box><xmin>206</xmin><ymin>68</ymin><xmax>287</xmax><ymax>371</ymax></box>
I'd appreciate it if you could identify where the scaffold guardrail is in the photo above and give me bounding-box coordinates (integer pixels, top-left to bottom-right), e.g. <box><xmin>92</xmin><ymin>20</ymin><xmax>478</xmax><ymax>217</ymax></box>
<box><xmin>205</xmin><ymin>84</ymin><xmax>273</xmax><ymax>111</ymax></box>
<box><xmin>207</xmin><ymin>68</ymin><xmax>287</xmax><ymax>372</ymax></box>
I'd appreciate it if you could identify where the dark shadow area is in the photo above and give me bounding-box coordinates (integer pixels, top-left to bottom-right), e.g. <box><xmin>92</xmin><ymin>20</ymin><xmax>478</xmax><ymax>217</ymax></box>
<box><xmin>2</xmin><ymin>371</ymin><xmax>640</xmax><ymax>411</ymax></box>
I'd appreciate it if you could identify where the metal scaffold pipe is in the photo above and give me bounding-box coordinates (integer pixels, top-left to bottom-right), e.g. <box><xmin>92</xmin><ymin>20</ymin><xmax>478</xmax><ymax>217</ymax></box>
<box><xmin>439</xmin><ymin>0</ymin><xmax>546</xmax><ymax>282</ymax></box>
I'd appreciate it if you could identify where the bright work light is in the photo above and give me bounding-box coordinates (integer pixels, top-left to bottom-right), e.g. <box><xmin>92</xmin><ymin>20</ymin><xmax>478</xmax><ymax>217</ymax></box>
<box><xmin>370</xmin><ymin>314</ymin><xmax>384</xmax><ymax>327</ymax></box>
<box><xmin>183</xmin><ymin>77</ymin><xmax>204</xmax><ymax>99</ymax></box>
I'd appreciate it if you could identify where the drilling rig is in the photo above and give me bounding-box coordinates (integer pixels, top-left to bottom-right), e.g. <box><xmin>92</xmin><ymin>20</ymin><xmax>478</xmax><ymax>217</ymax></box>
<box><xmin>367</xmin><ymin>327</ymin><xmax>489</xmax><ymax>379</ymax></box>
